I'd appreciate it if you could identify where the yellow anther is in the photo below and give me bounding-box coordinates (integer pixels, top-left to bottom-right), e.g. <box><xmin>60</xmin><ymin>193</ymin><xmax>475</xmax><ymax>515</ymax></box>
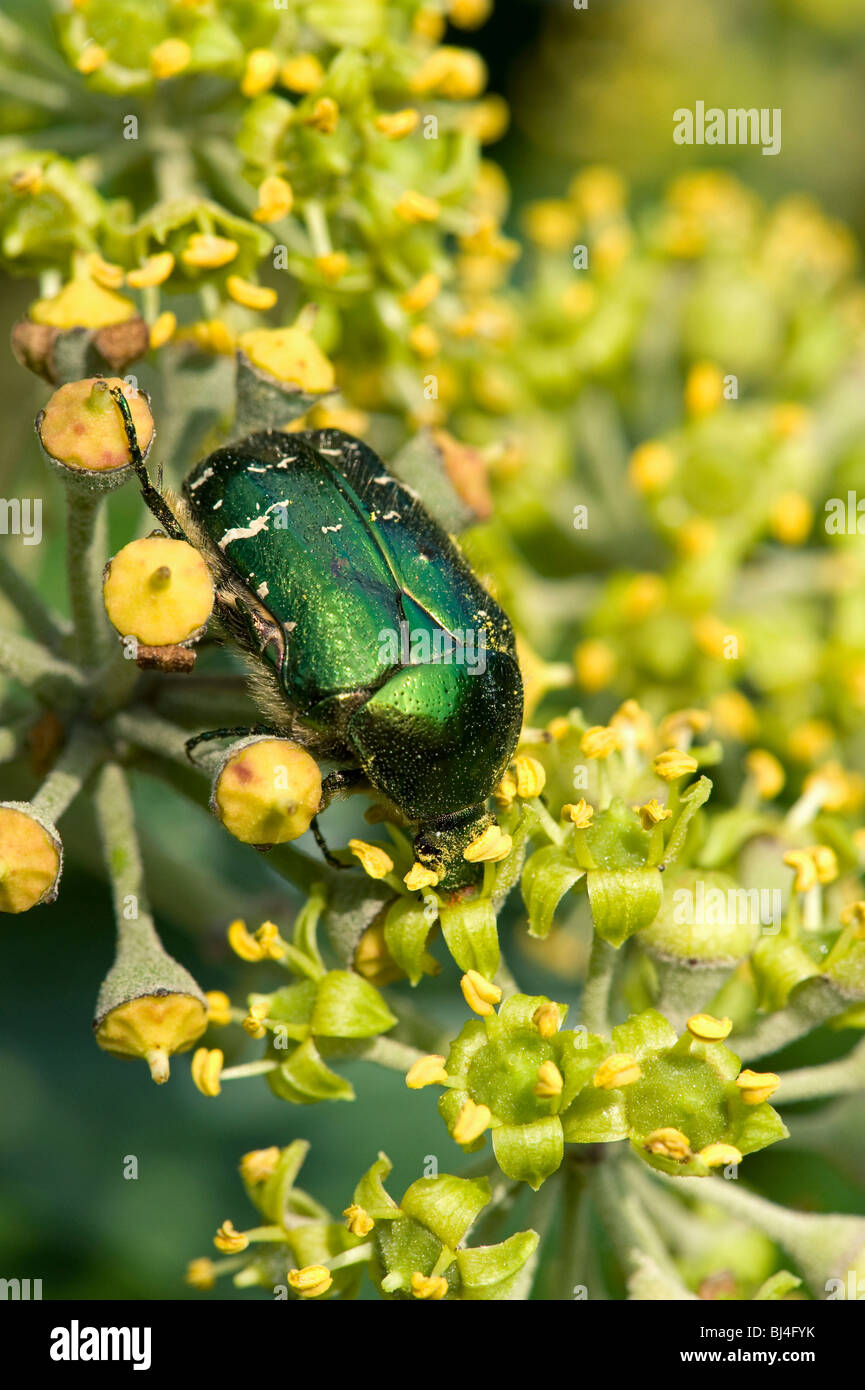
<box><xmin>182</xmin><ymin>234</ymin><xmax>239</xmax><ymax>269</ymax></box>
<box><xmin>686</xmin><ymin>1013</ymin><xmax>733</xmax><ymax>1043</ymax></box>
<box><xmin>841</xmin><ymin>901</ymin><xmax>865</xmax><ymax>938</ymax></box>
<box><xmin>86</xmin><ymin>253</ymin><xmax>125</xmax><ymax>289</ymax></box>
<box><xmin>410</xmin><ymin>47</ymin><xmax>487</xmax><ymax>100</ymax></box>
<box><xmin>735</xmin><ymin>1069</ymin><xmax>780</xmax><ymax>1105</ymax></box>
<box><xmin>711</xmin><ymin>691</ymin><xmax>758</xmax><ymax>742</ymax></box>
<box><xmin>315</xmin><ymin>252</ymin><xmax>350</xmax><ymax>283</ymax></box>
<box><xmin>636</xmin><ymin>799</ymin><xmax>672</xmax><ymax>831</ymax></box>
<box><xmin>406</xmin><ymin>1054</ymin><xmax>449</xmax><ymax>1089</ymax></box>
<box><xmin>449</xmin><ymin>0</ymin><xmax>493</xmax><ymax>27</ymax></box>
<box><xmin>659</xmin><ymin>709</ymin><xmax>712</xmax><ymax>745</ymax></box>
<box><xmin>409</xmin><ymin>323</ymin><xmax>441</xmax><ymax>358</ymax></box>
<box><xmin>628</xmin><ymin>441</ymin><xmax>676</xmax><ymax>493</ymax></box>
<box><xmin>574</xmin><ymin>639</ymin><xmax>616</xmax><ymax>692</ymax></box>
<box><xmin>128</xmin><ymin>251</ymin><xmax>175</xmax><ymax>289</ymax></box>
<box><xmin>580</xmin><ymin>725</ymin><xmax>621</xmax><ymax>760</ymax></box>
<box><xmin>375</xmin><ymin>108</ymin><xmax>419</xmax><ymax>139</ymax></box>
<box><xmin>149</xmin><ymin>312</ymin><xmax>177</xmax><ymax>350</ymax></box>
<box><xmin>280</xmin><ymin>54</ymin><xmax>324</xmax><ymax>93</ymax></box>
<box><xmin>514</xmin><ymin>754</ymin><xmax>546</xmax><ymax>799</ymax></box>
<box><xmin>534</xmin><ymin>1060</ymin><xmax>564</xmax><ymax>1099</ymax></box>
<box><xmin>394</xmin><ymin>190</ymin><xmax>441</xmax><ymax>224</ymax></box>
<box><xmin>769</xmin><ymin>491</ymin><xmax>813</xmax><ymax>547</ymax></box>
<box><xmin>495</xmin><ymin>771</ymin><xmax>518</xmax><ymax>808</ymax></box>
<box><xmin>784</xmin><ymin>848</ymin><xmax>817</xmax><ymax>893</ymax></box>
<box><xmin>76</xmin><ymin>44</ymin><xmax>108</xmax><ymax>75</ymax></box>
<box><xmin>228</xmin><ymin>918</ymin><xmax>265</xmax><ymax>962</ymax></box>
<box><xmin>411</xmin><ymin>1271</ymin><xmax>449</xmax><ymax>1300</ymax></box>
<box><xmin>804</xmin><ymin>762</ymin><xmax>865</xmax><ymax>813</ymax></box>
<box><xmin>9</xmin><ymin>165</ymin><xmax>43</xmax><ymax>195</ymax></box>
<box><xmin>288</xmin><ymin>1265</ymin><xmax>333</xmax><ymax>1298</ymax></box>
<box><xmin>453</xmin><ymin>1097</ymin><xmax>492</xmax><ymax>1145</ymax></box>
<box><xmin>463</xmin><ymin>823</ymin><xmax>512</xmax><ymax>863</ymax></box>
<box><xmin>253</xmin><ymin>921</ymin><xmax>287</xmax><ymax>960</ymax></box>
<box><xmin>348</xmin><ymin>839</ymin><xmax>394</xmax><ymax>880</ymax></box>
<box><xmin>185</xmin><ymin>1258</ymin><xmax>216</xmax><ymax>1289</ymax></box>
<box><xmin>745</xmin><ymin>749</ymin><xmax>785</xmax><ymax>800</ymax></box>
<box><xmin>460</xmin><ymin>969</ymin><xmax>502</xmax><ymax>1016</ymax></box>
<box><xmin>644</xmin><ymin>1128</ymin><xmax>692</xmax><ymax>1161</ymax></box>
<box><xmin>399</xmin><ymin>274</ymin><xmax>441</xmax><ymax>318</ymax></box>
<box><xmin>214</xmin><ymin>1219</ymin><xmax>247</xmax><ymax>1253</ymax></box>
<box><xmin>561</xmin><ymin>799</ymin><xmax>594</xmax><ymax>829</ymax></box>
<box><xmin>594</xmin><ymin>1054</ymin><xmax>642</xmax><ymax>1090</ymax></box>
<box><xmin>653</xmin><ymin>748</ymin><xmax>698</xmax><ymax>782</ymax></box>
<box><xmin>343</xmin><ymin>1204</ymin><xmax>374</xmax><ymax>1237</ymax></box>
<box><xmin>523</xmin><ymin>198</ymin><xmax>581</xmax><ymax>252</ymax></box>
<box><xmin>532</xmin><ymin>1002</ymin><xmax>561</xmax><ymax>1038</ymax></box>
<box><xmin>226</xmin><ymin>275</ymin><xmax>278</xmax><ymax>310</ymax></box>
<box><xmin>404</xmin><ymin>861</ymin><xmax>440</xmax><ymax>891</ymax></box>
<box><xmin>610</xmin><ymin>699</ymin><xmax>655</xmax><ymax>749</ymax></box>
<box><xmin>621</xmin><ymin>573</ymin><xmax>666</xmax><ymax>621</ymax></box>
<box><xmin>242</xmin><ymin>1000</ymin><xmax>269</xmax><ymax>1039</ymax></box>
<box><xmin>304</xmin><ymin>97</ymin><xmax>339</xmax><ymax>133</ymax></box>
<box><xmin>813</xmin><ymin>845</ymin><xmax>838</xmax><ymax>884</ymax></box>
<box><xmin>241</xmin><ymin>48</ymin><xmax>279</xmax><ymax>98</ymax></box>
<box><xmin>192</xmin><ymin>1046</ymin><xmax>225</xmax><ymax>1098</ymax></box>
<box><xmin>685</xmin><ymin>361</ymin><xmax>725</xmax><ymax>416</ymax></box>
<box><xmin>699</xmin><ymin>1143</ymin><xmax>743</xmax><ymax>1168</ymax></box>
<box><xmin>413</xmin><ymin>8</ymin><xmax>446</xmax><ymax>41</ymax></box>
<box><xmin>693</xmin><ymin>613</ymin><xmax>738</xmax><ymax>658</ymax></box>
<box><xmin>569</xmin><ymin>165</ymin><xmax>627</xmax><ymax>219</ymax></box>
<box><xmin>546</xmin><ymin>716</ymin><xmax>572</xmax><ymax>741</ymax></box>
<box><xmin>151</xmin><ymin>39</ymin><xmax>191</xmax><ymax>80</ymax></box>
<box><xmin>253</xmin><ymin>175</ymin><xmax>294</xmax><ymax>223</ymax></box>
<box><xmin>239</xmin><ymin>1147</ymin><xmax>280</xmax><ymax>1184</ymax></box>
<box><xmin>205</xmin><ymin>991</ymin><xmax>232</xmax><ymax>1026</ymax></box>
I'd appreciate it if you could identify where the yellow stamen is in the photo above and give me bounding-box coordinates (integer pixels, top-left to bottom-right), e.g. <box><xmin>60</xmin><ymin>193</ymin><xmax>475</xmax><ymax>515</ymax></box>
<box><xmin>411</xmin><ymin>1272</ymin><xmax>448</xmax><ymax>1300</ymax></box>
<box><xmin>185</xmin><ymin>1258</ymin><xmax>216</xmax><ymax>1290</ymax></box>
<box><xmin>86</xmin><ymin>253</ymin><xmax>125</xmax><ymax>289</ymax></box>
<box><xmin>288</xmin><ymin>1265</ymin><xmax>332</xmax><ymax>1298</ymax></box>
<box><xmin>404</xmin><ymin>861</ymin><xmax>440</xmax><ymax>890</ymax></box>
<box><xmin>253</xmin><ymin>175</ymin><xmax>293</xmax><ymax>224</ymax></box>
<box><xmin>348</xmin><ymin>839</ymin><xmax>394</xmax><ymax>880</ymax></box>
<box><xmin>532</xmin><ymin>1002</ymin><xmax>561</xmax><ymax>1038</ymax></box>
<box><xmin>406</xmin><ymin>1054</ymin><xmax>449</xmax><ymax>1089</ymax></box>
<box><xmin>315</xmin><ymin>251</ymin><xmax>350</xmax><ymax>283</ymax></box>
<box><xmin>514</xmin><ymin>754</ymin><xmax>546</xmax><ymax>799</ymax></box>
<box><xmin>343</xmin><ymin>1204</ymin><xmax>374</xmax><ymax>1237</ymax></box>
<box><xmin>375</xmin><ymin>108</ymin><xmax>419</xmax><ymax>139</ymax></box>
<box><xmin>226</xmin><ymin>275</ymin><xmax>278</xmax><ymax>310</ymax></box>
<box><xmin>408</xmin><ymin>323</ymin><xmax>440</xmax><ymax>358</ymax></box>
<box><xmin>410</xmin><ymin>47</ymin><xmax>487</xmax><ymax>100</ymax></box>
<box><xmin>191</xmin><ymin>1047</ymin><xmax>224</xmax><ymax>1097</ymax></box>
<box><xmin>242</xmin><ymin>1001</ymin><xmax>269</xmax><ymax>1039</ymax></box>
<box><xmin>735</xmin><ymin>1069</ymin><xmax>780</xmax><ymax>1105</ymax></box>
<box><xmin>182</xmin><ymin>234</ymin><xmax>239</xmax><ymax>269</ymax></box>
<box><xmin>561</xmin><ymin>799</ymin><xmax>594</xmax><ymax>829</ymax></box>
<box><xmin>205</xmin><ymin>990</ymin><xmax>232</xmax><ymax>1026</ymax></box>
<box><xmin>686</xmin><ymin>1013</ymin><xmax>733</xmax><ymax>1043</ymax></box>
<box><xmin>594</xmin><ymin>1053</ymin><xmax>642</xmax><ymax>1090</ymax></box>
<box><xmin>685</xmin><ymin>361</ymin><xmax>725</xmax><ymax>416</ymax></box>
<box><xmin>453</xmin><ymin>1097</ymin><xmax>492</xmax><ymax>1144</ymax></box>
<box><xmin>745</xmin><ymin>749</ymin><xmax>785</xmax><ymax>800</ymax></box>
<box><xmin>304</xmin><ymin>97</ymin><xmax>339</xmax><ymax>134</ymax></box>
<box><xmin>574</xmin><ymin>639</ymin><xmax>616</xmax><ymax>692</ymax></box>
<box><xmin>581</xmin><ymin>725</ymin><xmax>621</xmax><ymax>760</ymax></box>
<box><xmin>636</xmin><ymin>799</ymin><xmax>672</xmax><ymax>831</ymax></box>
<box><xmin>394</xmin><ymin>190</ymin><xmax>440</xmax><ymax>224</ymax></box>
<box><xmin>280</xmin><ymin>54</ymin><xmax>324</xmax><ymax>93</ymax></box>
<box><xmin>239</xmin><ymin>1147</ymin><xmax>280</xmax><ymax>1184</ymax></box>
<box><xmin>76</xmin><ymin>44</ymin><xmax>108</xmax><ymax>75</ymax></box>
<box><xmin>495</xmin><ymin>771</ymin><xmax>517</xmax><ymax>807</ymax></box>
<box><xmin>463</xmin><ymin>823</ymin><xmax>512</xmax><ymax>863</ymax></box>
<box><xmin>653</xmin><ymin>748</ymin><xmax>698</xmax><ymax>782</ymax></box>
<box><xmin>699</xmin><ymin>1143</ymin><xmax>743</xmax><ymax>1168</ymax></box>
<box><xmin>644</xmin><ymin>1128</ymin><xmax>691</xmax><ymax>1161</ymax></box>
<box><xmin>151</xmin><ymin>39</ymin><xmax>191</xmax><ymax>80</ymax></box>
<box><xmin>628</xmin><ymin>441</ymin><xmax>676</xmax><ymax>493</ymax></box>
<box><xmin>241</xmin><ymin>48</ymin><xmax>279</xmax><ymax>98</ymax></box>
<box><xmin>227</xmin><ymin>918</ymin><xmax>264</xmax><ymax>962</ymax></box>
<box><xmin>460</xmin><ymin>970</ymin><xmax>502</xmax><ymax>1017</ymax></box>
<box><xmin>214</xmin><ymin>1219</ymin><xmax>248</xmax><ymax>1253</ymax></box>
<box><xmin>610</xmin><ymin>699</ymin><xmax>654</xmax><ymax>749</ymax></box>
<box><xmin>128</xmin><ymin>250</ymin><xmax>176</xmax><ymax>289</ymax></box>
<box><xmin>769</xmin><ymin>491</ymin><xmax>813</xmax><ymax>546</ymax></box>
<box><xmin>149</xmin><ymin>312</ymin><xmax>177</xmax><ymax>350</ymax></box>
<box><xmin>534</xmin><ymin>1060</ymin><xmax>564</xmax><ymax>1098</ymax></box>
<box><xmin>254</xmin><ymin>921</ymin><xmax>287</xmax><ymax>961</ymax></box>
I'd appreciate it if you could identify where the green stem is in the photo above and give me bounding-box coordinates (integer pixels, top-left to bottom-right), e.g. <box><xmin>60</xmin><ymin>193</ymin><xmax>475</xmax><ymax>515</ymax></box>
<box><xmin>734</xmin><ymin>977</ymin><xmax>846</xmax><ymax>1062</ymax></box>
<box><xmin>0</xmin><ymin>627</ymin><xmax>84</xmax><ymax>707</ymax></box>
<box><xmin>555</xmin><ymin>1164</ymin><xmax>590</xmax><ymax>1300</ymax></box>
<box><xmin>320</xmin><ymin>1034</ymin><xmax>425</xmax><ymax>1073</ymax></box>
<box><xmin>93</xmin><ymin>761</ymin><xmax>156</xmax><ymax>932</ymax></box>
<box><xmin>31</xmin><ymin>722</ymin><xmax>104</xmax><ymax>823</ymax></box>
<box><xmin>66</xmin><ymin>489</ymin><xmax>110</xmax><ymax>669</ymax></box>
<box><xmin>591</xmin><ymin>1157</ymin><xmax>679</xmax><ymax>1282</ymax></box>
<box><xmin>581</xmin><ymin>935</ymin><xmax>617</xmax><ymax>1034</ymax></box>
<box><xmin>0</xmin><ymin>551</ymin><xmax>69</xmax><ymax>649</ymax></box>
<box><xmin>777</xmin><ymin>1036</ymin><xmax>865</xmax><ymax>1103</ymax></box>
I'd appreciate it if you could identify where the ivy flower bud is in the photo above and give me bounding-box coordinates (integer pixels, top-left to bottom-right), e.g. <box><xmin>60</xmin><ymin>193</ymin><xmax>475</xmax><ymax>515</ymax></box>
<box><xmin>453</xmin><ymin>1098</ymin><xmax>492</xmax><ymax>1145</ymax></box>
<box><xmin>699</xmin><ymin>1142</ymin><xmax>743</xmax><ymax>1168</ymax></box>
<box><xmin>514</xmin><ymin>754</ymin><xmax>546</xmax><ymax>798</ymax></box>
<box><xmin>581</xmin><ymin>725</ymin><xmax>621</xmax><ymax>759</ymax></box>
<box><xmin>534</xmin><ymin>1061</ymin><xmax>564</xmax><ymax>1098</ymax></box>
<box><xmin>735</xmin><ymin>1069</ymin><xmax>780</xmax><ymax>1105</ymax></box>
<box><xmin>653</xmin><ymin>748</ymin><xmax>698</xmax><ymax>782</ymax></box>
<box><xmin>211</xmin><ymin>737</ymin><xmax>322</xmax><ymax>846</ymax></box>
<box><xmin>745</xmin><ymin>749</ymin><xmax>785</xmax><ymax>799</ymax></box>
<box><xmin>343</xmin><ymin>1204</ymin><xmax>374</xmax><ymax>1237</ymax></box>
<box><xmin>636</xmin><ymin>799</ymin><xmax>672</xmax><ymax>830</ymax></box>
<box><xmin>686</xmin><ymin>1013</ymin><xmax>733</xmax><ymax>1043</ymax></box>
<box><xmin>103</xmin><ymin>536</ymin><xmax>214</xmax><ymax>646</ymax></box>
<box><xmin>280</xmin><ymin>54</ymin><xmax>324</xmax><ymax>92</ymax></box>
<box><xmin>594</xmin><ymin>1054</ymin><xmax>643</xmax><ymax>1090</ymax></box>
<box><xmin>214</xmin><ymin>1220</ymin><xmax>248</xmax><ymax>1254</ymax></box>
<box><xmin>239</xmin><ymin>1148</ymin><xmax>280</xmax><ymax>1184</ymax></box>
<box><xmin>288</xmin><ymin>1265</ymin><xmax>332</xmax><ymax>1298</ymax></box>
<box><xmin>38</xmin><ymin>378</ymin><xmax>153</xmax><ymax>484</ymax></box>
<box><xmin>182</xmin><ymin>234</ymin><xmax>239</xmax><ymax>269</ymax></box>
<box><xmin>463</xmin><ymin>823</ymin><xmax>512</xmax><ymax>862</ymax></box>
<box><xmin>127</xmin><ymin>252</ymin><xmax>175</xmax><ymax>288</ymax></box>
<box><xmin>644</xmin><ymin>1128</ymin><xmax>692</xmax><ymax>1162</ymax></box>
<box><xmin>191</xmin><ymin>1047</ymin><xmax>224</xmax><ymax>1097</ymax></box>
<box><xmin>205</xmin><ymin>991</ymin><xmax>232</xmax><ymax>1026</ymax></box>
<box><xmin>394</xmin><ymin>190</ymin><xmax>440</xmax><ymax>224</ymax></box>
<box><xmin>404</xmin><ymin>862</ymin><xmax>440</xmax><ymax>890</ymax></box>
<box><xmin>0</xmin><ymin>802</ymin><xmax>62</xmax><ymax>913</ymax></box>
<box><xmin>411</xmin><ymin>1272</ymin><xmax>448</xmax><ymax>1300</ymax></box>
<box><xmin>561</xmin><ymin>799</ymin><xmax>594</xmax><ymax>829</ymax></box>
<box><xmin>242</xmin><ymin>49</ymin><xmax>279</xmax><ymax>98</ymax></box>
<box><xmin>348</xmin><ymin>839</ymin><xmax>394</xmax><ymax>879</ymax></box>
<box><xmin>375</xmin><ymin>108</ymin><xmax>419</xmax><ymax>139</ymax></box>
<box><xmin>406</xmin><ymin>1055</ymin><xmax>449</xmax><ymax>1089</ymax></box>
<box><xmin>460</xmin><ymin>970</ymin><xmax>502</xmax><ymax>1016</ymax></box>
<box><xmin>226</xmin><ymin>276</ymin><xmax>278</xmax><ymax>310</ymax></box>
<box><xmin>253</xmin><ymin>175</ymin><xmax>294</xmax><ymax>223</ymax></box>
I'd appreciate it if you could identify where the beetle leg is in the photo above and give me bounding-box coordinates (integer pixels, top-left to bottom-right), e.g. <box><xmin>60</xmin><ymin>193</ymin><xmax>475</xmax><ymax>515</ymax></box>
<box><xmin>319</xmin><ymin>767</ymin><xmax>369</xmax><ymax>809</ymax></box>
<box><xmin>185</xmin><ymin>723</ymin><xmax>279</xmax><ymax>763</ymax></box>
<box><xmin>309</xmin><ymin>815</ymin><xmax>350</xmax><ymax>870</ymax></box>
<box><xmin>109</xmin><ymin>386</ymin><xmax>189</xmax><ymax>542</ymax></box>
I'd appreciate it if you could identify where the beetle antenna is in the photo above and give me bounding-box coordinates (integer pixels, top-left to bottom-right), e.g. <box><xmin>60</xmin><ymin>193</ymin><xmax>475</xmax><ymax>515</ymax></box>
<box><xmin>109</xmin><ymin>385</ymin><xmax>188</xmax><ymax>542</ymax></box>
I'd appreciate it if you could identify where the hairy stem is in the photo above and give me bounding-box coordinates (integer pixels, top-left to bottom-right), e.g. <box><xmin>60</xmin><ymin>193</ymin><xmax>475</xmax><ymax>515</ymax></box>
<box><xmin>0</xmin><ymin>627</ymin><xmax>84</xmax><ymax>706</ymax></box>
<box><xmin>66</xmin><ymin>489</ymin><xmax>110</xmax><ymax>669</ymax></box>
<box><xmin>777</xmin><ymin>1036</ymin><xmax>865</xmax><ymax>1103</ymax></box>
<box><xmin>31</xmin><ymin>721</ymin><xmax>104</xmax><ymax>823</ymax></box>
<box><xmin>0</xmin><ymin>550</ymin><xmax>69</xmax><ymax>649</ymax></box>
<box><xmin>581</xmin><ymin>935</ymin><xmax>617</xmax><ymax>1035</ymax></box>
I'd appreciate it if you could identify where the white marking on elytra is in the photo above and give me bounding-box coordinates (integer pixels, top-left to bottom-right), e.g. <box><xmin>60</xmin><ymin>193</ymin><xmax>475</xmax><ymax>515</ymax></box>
<box><xmin>218</xmin><ymin>499</ymin><xmax>290</xmax><ymax>550</ymax></box>
<box><xmin>212</xmin><ymin>499</ymin><xmax>223</xmax><ymax>510</ymax></box>
<box><xmin>257</xmin><ymin>581</ymin><xmax>269</xmax><ymax>598</ymax></box>
<box><xmin>321</xmin><ymin>524</ymin><xmax>343</xmax><ymax>534</ymax></box>
<box><xmin>319</xmin><ymin>447</ymin><xmax>342</xmax><ymax>456</ymax></box>
<box><xmin>382</xmin><ymin>510</ymin><xmax>400</xmax><ymax>522</ymax></box>
<box><xmin>188</xmin><ymin>466</ymin><xmax>214</xmax><ymax>491</ymax></box>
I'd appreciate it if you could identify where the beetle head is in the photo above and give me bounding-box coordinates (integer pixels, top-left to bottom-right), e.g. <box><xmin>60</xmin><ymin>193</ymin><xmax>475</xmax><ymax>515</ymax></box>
<box><xmin>412</xmin><ymin>806</ymin><xmax>494</xmax><ymax>892</ymax></box>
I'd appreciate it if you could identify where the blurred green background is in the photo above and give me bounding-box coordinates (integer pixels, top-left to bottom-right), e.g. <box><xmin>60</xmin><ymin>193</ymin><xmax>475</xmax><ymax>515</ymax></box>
<box><xmin>3</xmin><ymin>0</ymin><xmax>865</xmax><ymax>1300</ymax></box>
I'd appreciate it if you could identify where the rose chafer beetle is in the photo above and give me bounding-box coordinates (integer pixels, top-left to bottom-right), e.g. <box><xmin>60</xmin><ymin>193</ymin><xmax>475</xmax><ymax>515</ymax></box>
<box><xmin>110</xmin><ymin>389</ymin><xmax>523</xmax><ymax>889</ymax></box>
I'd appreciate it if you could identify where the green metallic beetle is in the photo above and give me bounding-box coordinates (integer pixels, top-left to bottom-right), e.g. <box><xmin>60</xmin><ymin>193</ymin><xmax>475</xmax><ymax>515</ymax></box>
<box><xmin>111</xmin><ymin>391</ymin><xmax>523</xmax><ymax>889</ymax></box>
